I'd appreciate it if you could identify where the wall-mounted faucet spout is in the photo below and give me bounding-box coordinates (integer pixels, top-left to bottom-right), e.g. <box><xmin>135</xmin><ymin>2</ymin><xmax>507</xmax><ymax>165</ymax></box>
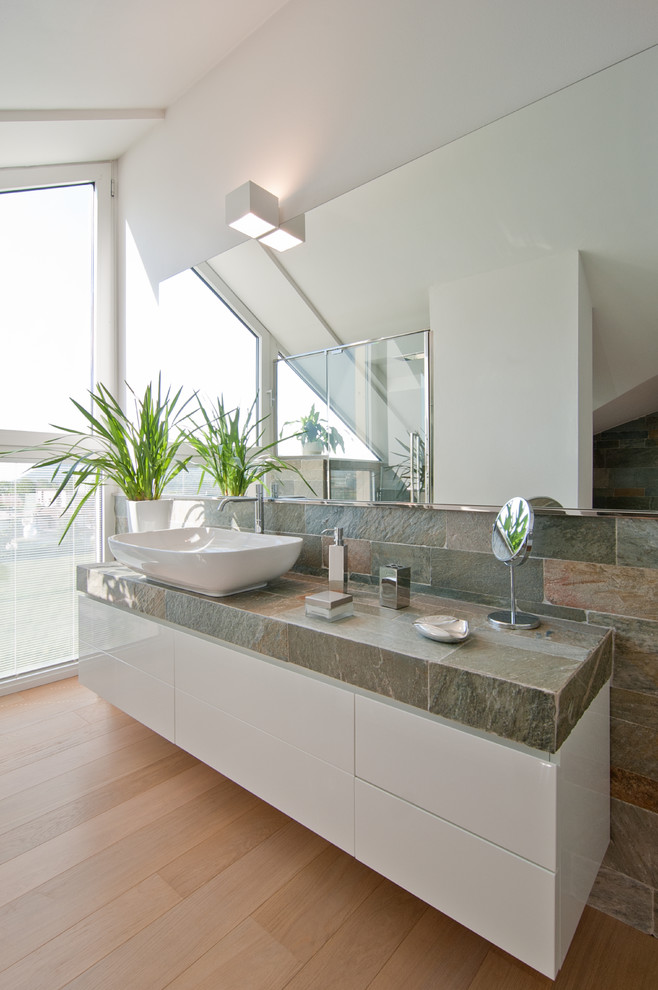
<box><xmin>218</xmin><ymin>484</ymin><xmax>264</xmax><ymax>534</ymax></box>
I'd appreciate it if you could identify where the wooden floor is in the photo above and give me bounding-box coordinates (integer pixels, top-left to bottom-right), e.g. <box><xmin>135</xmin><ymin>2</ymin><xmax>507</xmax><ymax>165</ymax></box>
<box><xmin>0</xmin><ymin>679</ymin><xmax>656</xmax><ymax>990</ymax></box>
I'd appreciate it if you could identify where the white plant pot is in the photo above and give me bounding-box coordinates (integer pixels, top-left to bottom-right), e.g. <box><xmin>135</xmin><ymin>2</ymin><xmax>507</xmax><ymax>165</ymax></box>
<box><xmin>302</xmin><ymin>441</ymin><xmax>324</xmax><ymax>455</ymax></box>
<box><xmin>126</xmin><ymin>499</ymin><xmax>173</xmax><ymax>533</ymax></box>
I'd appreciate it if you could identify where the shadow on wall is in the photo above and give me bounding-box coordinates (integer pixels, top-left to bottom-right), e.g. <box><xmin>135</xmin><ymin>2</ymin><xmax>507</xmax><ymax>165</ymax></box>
<box><xmin>594</xmin><ymin>412</ymin><xmax>658</xmax><ymax>511</ymax></box>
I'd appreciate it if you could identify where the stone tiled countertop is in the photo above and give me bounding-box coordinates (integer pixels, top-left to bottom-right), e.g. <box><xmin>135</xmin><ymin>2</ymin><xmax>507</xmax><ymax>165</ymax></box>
<box><xmin>77</xmin><ymin>564</ymin><xmax>612</xmax><ymax>753</ymax></box>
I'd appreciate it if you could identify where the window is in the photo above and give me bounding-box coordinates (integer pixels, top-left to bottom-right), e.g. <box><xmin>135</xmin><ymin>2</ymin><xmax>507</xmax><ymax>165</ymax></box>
<box><xmin>0</xmin><ymin>163</ymin><xmax>113</xmax><ymax>687</ymax></box>
<box><xmin>0</xmin><ymin>183</ymin><xmax>94</xmax><ymax>431</ymax></box>
<box><xmin>126</xmin><ymin>267</ymin><xmax>259</xmax><ymax>414</ymax></box>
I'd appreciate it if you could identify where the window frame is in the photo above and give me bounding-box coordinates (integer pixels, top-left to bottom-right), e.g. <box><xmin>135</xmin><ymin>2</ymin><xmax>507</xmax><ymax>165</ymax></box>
<box><xmin>0</xmin><ymin>161</ymin><xmax>116</xmax><ymax>552</ymax></box>
<box><xmin>194</xmin><ymin>261</ymin><xmax>278</xmax><ymax>448</ymax></box>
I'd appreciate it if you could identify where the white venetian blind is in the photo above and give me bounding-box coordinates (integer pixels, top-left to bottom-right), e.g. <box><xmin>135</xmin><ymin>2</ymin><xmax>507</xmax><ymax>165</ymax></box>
<box><xmin>0</xmin><ymin>463</ymin><xmax>101</xmax><ymax>679</ymax></box>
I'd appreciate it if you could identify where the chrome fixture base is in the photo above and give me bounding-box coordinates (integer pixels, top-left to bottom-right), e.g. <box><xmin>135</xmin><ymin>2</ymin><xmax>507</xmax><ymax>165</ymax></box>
<box><xmin>487</xmin><ymin>609</ymin><xmax>540</xmax><ymax>630</ymax></box>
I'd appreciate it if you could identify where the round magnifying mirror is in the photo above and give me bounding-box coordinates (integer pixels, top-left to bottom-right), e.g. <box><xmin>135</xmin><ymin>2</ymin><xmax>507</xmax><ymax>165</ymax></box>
<box><xmin>489</xmin><ymin>497</ymin><xmax>540</xmax><ymax>630</ymax></box>
<box><xmin>492</xmin><ymin>496</ymin><xmax>534</xmax><ymax>564</ymax></box>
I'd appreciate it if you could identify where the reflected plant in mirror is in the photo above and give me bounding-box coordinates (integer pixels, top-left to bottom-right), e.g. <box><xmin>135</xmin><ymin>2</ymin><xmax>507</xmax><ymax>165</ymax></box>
<box><xmin>284</xmin><ymin>404</ymin><xmax>345</xmax><ymax>455</ymax></box>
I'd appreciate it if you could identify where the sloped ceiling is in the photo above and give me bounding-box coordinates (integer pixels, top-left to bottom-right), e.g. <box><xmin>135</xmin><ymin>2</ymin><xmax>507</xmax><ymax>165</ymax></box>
<box><xmin>0</xmin><ymin>0</ymin><xmax>291</xmax><ymax>166</ymax></box>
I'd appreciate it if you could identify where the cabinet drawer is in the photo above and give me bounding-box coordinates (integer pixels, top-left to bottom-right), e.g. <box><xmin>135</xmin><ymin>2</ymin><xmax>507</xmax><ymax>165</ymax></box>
<box><xmin>177</xmin><ymin>691</ymin><xmax>354</xmax><ymax>854</ymax></box>
<box><xmin>79</xmin><ymin>598</ymin><xmax>174</xmax><ymax>685</ymax></box>
<box><xmin>174</xmin><ymin>632</ymin><xmax>354</xmax><ymax>772</ymax></box>
<box><xmin>355</xmin><ymin>779</ymin><xmax>557</xmax><ymax>979</ymax></box>
<box><xmin>355</xmin><ymin>695</ymin><xmax>557</xmax><ymax>869</ymax></box>
<box><xmin>79</xmin><ymin>652</ymin><xmax>175</xmax><ymax>742</ymax></box>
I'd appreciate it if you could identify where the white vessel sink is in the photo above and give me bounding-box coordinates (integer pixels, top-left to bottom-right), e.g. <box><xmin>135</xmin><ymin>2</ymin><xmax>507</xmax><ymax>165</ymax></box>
<box><xmin>109</xmin><ymin>527</ymin><xmax>303</xmax><ymax>597</ymax></box>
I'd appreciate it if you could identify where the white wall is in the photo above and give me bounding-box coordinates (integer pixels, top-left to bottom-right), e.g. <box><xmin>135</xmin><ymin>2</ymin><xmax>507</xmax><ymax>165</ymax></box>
<box><xmin>116</xmin><ymin>0</ymin><xmax>654</xmax><ymax>290</ymax></box>
<box><xmin>430</xmin><ymin>252</ymin><xmax>592</xmax><ymax>508</ymax></box>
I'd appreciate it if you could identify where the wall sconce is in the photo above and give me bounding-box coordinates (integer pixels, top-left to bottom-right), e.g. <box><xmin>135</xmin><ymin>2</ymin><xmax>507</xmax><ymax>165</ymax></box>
<box><xmin>225</xmin><ymin>180</ymin><xmax>305</xmax><ymax>251</ymax></box>
<box><xmin>259</xmin><ymin>214</ymin><xmax>305</xmax><ymax>252</ymax></box>
<box><xmin>225</xmin><ymin>180</ymin><xmax>278</xmax><ymax>238</ymax></box>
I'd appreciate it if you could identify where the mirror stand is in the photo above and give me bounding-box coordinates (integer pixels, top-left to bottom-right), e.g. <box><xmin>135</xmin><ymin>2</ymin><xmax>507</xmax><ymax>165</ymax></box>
<box><xmin>488</xmin><ymin>563</ymin><xmax>540</xmax><ymax>630</ymax></box>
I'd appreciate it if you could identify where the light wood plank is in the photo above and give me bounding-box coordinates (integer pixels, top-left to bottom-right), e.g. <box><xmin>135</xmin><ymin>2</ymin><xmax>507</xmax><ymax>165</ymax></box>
<box><xmin>0</xmin><ymin>677</ymin><xmax>94</xmax><ymax>718</ymax></box>
<box><xmin>158</xmin><ymin>799</ymin><xmax>288</xmax><ymax>898</ymax></box>
<box><xmin>0</xmin><ymin>719</ymin><xmax>151</xmax><ymax>801</ymax></box>
<box><xmin>368</xmin><ymin>906</ymin><xmax>490</xmax><ymax>990</ymax></box>
<box><xmin>0</xmin><ymin>731</ymin><xmax>180</xmax><ymax>834</ymax></box>
<box><xmin>282</xmin><ymin>877</ymin><xmax>426</xmax><ymax>990</ymax></box>
<box><xmin>59</xmin><ymin>822</ymin><xmax>328</xmax><ymax>990</ymax></box>
<box><xmin>165</xmin><ymin>917</ymin><xmax>300</xmax><ymax>990</ymax></box>
<box><xmin>555</xmin><ymin>907</ymin><xmax>658</xmax><ymax>990</ymax></box>
<box><xmin>253</xmin><ymin>844</ymin><xmax>381</xmax><ymax>964</ymax></box>
<box><xmin>0</xmin><ymin>703</ymin><xmax>136</xmax><ymax>775</ymax></box>
<box><xmin>0</xmin><ymin>748</ymin><xmax>198</xmax><ymax>865</ymax></box>
<box><xmin>0</xmin><ymin>759</ymin><xmax>222</xmax><ymax>909</ymax></box>
<box><xmin>0</xmin><ymin>680</ymin><xmax>101</xmax><ymax>734</ymax></box>
<box><xmin>0</xmin><ymin>775</ymin><xmax>238</xmax><ymax>966</ymax></box>
<box><xmin>0</xmin><ymin>874</ymin><xmax>182</xmax><ymax>990</ymax></box>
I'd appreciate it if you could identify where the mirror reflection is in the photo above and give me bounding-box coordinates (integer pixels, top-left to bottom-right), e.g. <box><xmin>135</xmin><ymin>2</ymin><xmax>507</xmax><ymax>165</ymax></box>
<box><xmin>276</xmin><ymin>330</ymin><xmax>430</xmax><ymax>502</ymax></box>
<box><xmin>492</xmin><ymin>497</ymin><xmax>533</xmax><ymax>563</ymax></box>
<box><xmin>191</xmin><ymin>45</ymin><xmax>657</xmax><ymax>510</ymax></box>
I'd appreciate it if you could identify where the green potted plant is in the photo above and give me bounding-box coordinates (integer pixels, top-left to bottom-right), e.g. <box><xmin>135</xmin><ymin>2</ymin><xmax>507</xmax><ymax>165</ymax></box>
<box><xmin>12</xmin><ymin>377</ymin><xmax>194</xmax><ymax>538</ymax></box>
<box><xmin>288</xmin><ymin>404</ymin><xmax>345</xmax><ymax>455</ymax></box>
<box><xmin>186</xmin><ymin>395</ymin><xmax>312</xmax><ymax>496</ymax></box>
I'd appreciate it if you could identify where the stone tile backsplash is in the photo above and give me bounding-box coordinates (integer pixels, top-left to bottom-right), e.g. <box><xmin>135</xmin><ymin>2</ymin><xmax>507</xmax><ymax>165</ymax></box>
<box><xmin>115</xmin><ymin>495</ymin><xmax>658</xmax><ymax>938</ymax></box>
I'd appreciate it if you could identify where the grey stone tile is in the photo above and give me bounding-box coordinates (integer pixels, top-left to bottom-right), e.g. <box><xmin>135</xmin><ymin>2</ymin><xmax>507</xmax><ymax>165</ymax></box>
<box><xmin>305</xmin><ymin>503</ymin><xmax>446</xmax><ymax>547</ymax></box>
<box><xmin>545</xmin><ymin>559</ymin><xmax>658</xmax><ymax>622</ymax></box>
<box><xmin>164</xmin><ymin>591</ymin><xmax>289</xmax><ymax>661</ymax></box>
<box><xmin>589</xmin><ymin>613</ymin><xmax>658</xmax><ymax>695</ymax></box>
<box><xmin>532</xmin><ymin>514</ymin><xmax>616</xmax><ymax>564</ymax></box>
<box><xmin>428</xmin><ymin>664</ymin><xmax>558</xmax><ymax>751</ymax></box>
<box><xmin>79</xmin><ymin>566</ymin><xmax>166</xmax><ymax>618</ymax></box>
<box><xmin>603</xmin><ymin>798</ymin><xmax>658</xmax><ymax>887</ymax></box>
<box><xmin>446</xmin><ymin>511</ymin><xmax>495</xmax><ymax>553</ymax></box>
<box><xmin>588</xmin><ymin>866</ymin><xmax>654</xmax><ymax>934</ymax></box>
<box><xmin>617</xmin><ymin>518</ymin><xmax>658</xmax><ymax>570</ymax></box>
<box><xmin>371</xmin><ymin>541</ymin><xmax>431</xmax><ymax>586</ymax></box>
<box><xmin>611</xmin><ymin>687</ymin><xmax>658</xmax><ymax>731</ymax></box>
<box><xmin>610</xmin><ymin>717</ymin><xmax>658</xmax><ymax>782</ymax></box>
<box><xmin>292</xmin><ymin>534</ymin><xmax>323</xmax><ymax>575</ymax></box>
<box><xmin>267</xmin><ymin>501</ymin><xmax>306</xmax><ymax>535</ymax></box>
<box><xmin>430</xmin><ymin>548</ymin><xmax>544</xmax><ymax>604</ymax></box>
<box><xmin>555</xmin><ymin>634</ymin><xmax>613</xmax><ymax>749</ymax></box>
<box><xmin>603</xmin><ymin>446</ymin><xmax>658</xmax><ymax>469</ymax></box>
<box><xmin>287</xmin><ymin>624</ymin><xmax>428</xmax><ymax>708</ymax></box>
<box><xmin>205</xmin><ymin>499</ymin><xmax>259</xmax><ymax>531</ymax></box>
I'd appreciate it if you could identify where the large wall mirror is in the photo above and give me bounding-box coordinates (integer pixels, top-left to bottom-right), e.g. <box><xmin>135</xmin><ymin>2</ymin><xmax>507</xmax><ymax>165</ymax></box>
<box><xmin>192</xmin><ymin>45</ymin><xmax>657</xmax><ymax>512</ymax></box>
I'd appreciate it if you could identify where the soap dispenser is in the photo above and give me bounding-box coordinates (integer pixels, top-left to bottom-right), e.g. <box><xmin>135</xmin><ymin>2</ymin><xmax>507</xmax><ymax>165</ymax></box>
<box><xmin>322</xmin><ymin>527</ymin><xmax>348</xmax><ymax>593</ymax></box>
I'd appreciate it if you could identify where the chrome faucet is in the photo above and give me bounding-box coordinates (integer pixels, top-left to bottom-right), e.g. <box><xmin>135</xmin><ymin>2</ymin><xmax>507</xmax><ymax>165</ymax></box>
<box><xmin>218</xmin><ymin>483</ymin><xmax>264</xmax><ymax>534</ymax></box>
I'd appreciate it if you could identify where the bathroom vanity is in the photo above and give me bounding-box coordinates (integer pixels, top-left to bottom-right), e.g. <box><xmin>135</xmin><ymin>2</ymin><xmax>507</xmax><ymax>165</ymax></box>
<box><xmin>77</xmin><ymin>564</ymin><xmax>611</xmax><ymax>979</ymax></box>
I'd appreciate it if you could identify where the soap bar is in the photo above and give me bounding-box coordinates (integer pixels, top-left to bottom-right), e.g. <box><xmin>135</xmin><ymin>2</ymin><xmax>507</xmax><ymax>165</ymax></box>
<box><xmin>305</xmin><ymin>590</ymin><xmax>354</xmax><ymax>621</ymax></box>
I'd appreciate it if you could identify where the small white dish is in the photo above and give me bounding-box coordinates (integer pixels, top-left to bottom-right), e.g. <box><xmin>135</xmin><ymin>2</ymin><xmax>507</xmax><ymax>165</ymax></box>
<box><xmin>413</xmin><ymin>614</ymin><xmax>470</xmax><ymax>643</ymax></box>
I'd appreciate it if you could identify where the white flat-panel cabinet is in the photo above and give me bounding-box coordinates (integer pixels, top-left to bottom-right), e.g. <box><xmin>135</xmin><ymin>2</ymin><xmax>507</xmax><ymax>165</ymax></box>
<box><xmin>355</xmin><ymin>694</ymin><xmax>558</xmax><ymax>869</ymax></box>
<box><xmin>78</xmin><ymin>598</ymin><xmax>175</xmax><ymax>741</ymax></box>
<box><xmin>355</xmin><ymin>779</ymin><xmax>558</xmax><ymax>978</ymax></box>
<box><xmin>174</xmin><ymin>631</ymin><xmax>354</xmax><ymax>772</ymax></box>
<box><xmin>176</xmin><ymin>691</ymin><xmax>354</xmax><ymax>853</ymax></box>
<box><xmin>78</xmin><ymin>597</ymin><xmax>609</xmax><ymax>980</ymax></box>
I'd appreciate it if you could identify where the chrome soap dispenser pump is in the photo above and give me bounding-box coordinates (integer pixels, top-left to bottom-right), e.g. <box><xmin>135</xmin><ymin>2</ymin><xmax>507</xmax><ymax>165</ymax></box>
<box><xmin>322</xmin><ymin>527</ymin><xmax>348</xmax><ymax>593</ymax></box>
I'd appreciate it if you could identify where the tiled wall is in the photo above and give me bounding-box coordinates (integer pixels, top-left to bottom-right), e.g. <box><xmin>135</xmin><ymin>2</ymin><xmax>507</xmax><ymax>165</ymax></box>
<box><xmin>594</xmin><ymin>411</ymin><xmax>658</xmax><ymax>511</ymax></box>
<box><xmin>116</xmin><ymin>496</ymin><xmax>658</xmax><ymax>937</ymax></box>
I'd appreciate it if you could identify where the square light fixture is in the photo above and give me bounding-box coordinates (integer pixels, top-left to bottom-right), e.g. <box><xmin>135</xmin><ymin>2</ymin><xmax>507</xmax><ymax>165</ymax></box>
<box><xmin>259</xmin><ymin>214</ymin><xmax>306</xmax><ymax>252</ymax></box>
<box><xmin>225</xmin><ymin>180</ymin><xmax>279</xmax><ymax>238</ymax></box>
